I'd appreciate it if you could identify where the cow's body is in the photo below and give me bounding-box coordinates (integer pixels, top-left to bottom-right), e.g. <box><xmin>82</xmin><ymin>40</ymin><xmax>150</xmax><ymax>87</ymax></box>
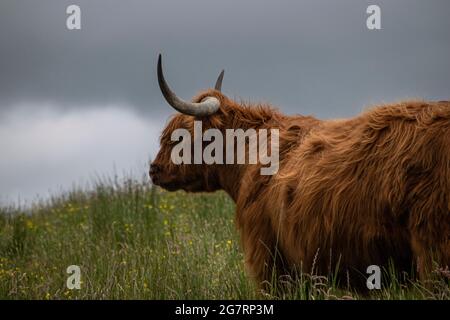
<box><xmin>151</xmin><ymin>56</ymin><xmax>450</xmax><ymax>288</ymax></box>
<box><xmin>234</xmin><ymin>100</ymin><xmax>450</xmax><ymax>286</ymax></box>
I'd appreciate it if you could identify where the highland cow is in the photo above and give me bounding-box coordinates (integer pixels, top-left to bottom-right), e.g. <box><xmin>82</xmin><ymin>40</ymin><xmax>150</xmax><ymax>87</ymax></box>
<box><xmin>150</xmin><ymin>55</ymin><xmax>450</xmax><ymax>289</ymax></box>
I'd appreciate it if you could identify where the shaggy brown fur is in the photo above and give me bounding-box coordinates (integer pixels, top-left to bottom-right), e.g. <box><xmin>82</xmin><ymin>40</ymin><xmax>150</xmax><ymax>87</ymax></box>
<box><xmin>151</xmin><ymin>90</ymin><xmax>450</xmax><ymax>289</ymax></box>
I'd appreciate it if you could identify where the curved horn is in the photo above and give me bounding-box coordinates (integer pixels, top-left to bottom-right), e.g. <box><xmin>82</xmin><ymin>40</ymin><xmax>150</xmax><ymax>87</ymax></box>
<box><xmin>157</xmin><ymin>54</ymin><xmax>220</xmax><ymax>116</ymax></box>
<box><xmin>214</xmin><ymin>70</ymin><xmax>225</xmax><ymax>92</ymax></box>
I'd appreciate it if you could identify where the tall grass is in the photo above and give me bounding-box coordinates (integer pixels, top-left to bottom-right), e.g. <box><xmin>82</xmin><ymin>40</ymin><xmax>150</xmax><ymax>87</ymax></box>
<box><xmin>0</xmin><ymin>178</ymin><xmax>448</xmax><ymax>300</ymax></box>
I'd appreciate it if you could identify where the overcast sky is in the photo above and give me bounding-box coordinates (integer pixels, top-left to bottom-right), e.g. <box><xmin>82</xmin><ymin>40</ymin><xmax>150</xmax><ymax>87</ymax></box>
<box><xmin>0</xmin><ymin>0</ymin><xmax>449</xmax><ymax>205</ymax></box>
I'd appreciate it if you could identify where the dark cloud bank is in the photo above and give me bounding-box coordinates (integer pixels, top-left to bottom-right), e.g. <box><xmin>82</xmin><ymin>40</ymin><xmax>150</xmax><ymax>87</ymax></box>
<box><xmin>0</xmin><ymin>0</ymin><xmax>449</xmax><ymax>203</ymax></box>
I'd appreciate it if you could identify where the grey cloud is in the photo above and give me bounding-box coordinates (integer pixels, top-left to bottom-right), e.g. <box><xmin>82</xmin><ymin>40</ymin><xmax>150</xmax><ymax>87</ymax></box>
<box><xmin>0</xmin><ymin>104</ymin><xmax>163</xmax><ymax>205</ymax></box>
<box><xmin>1</xmin><ymin>0</ymin><xmax>450</xmax><ymax>203</ymax></box>
<box><xmin>0</xmin><ymin>0</ymin><xmax>449</xmax><ymax>119</ymax></box>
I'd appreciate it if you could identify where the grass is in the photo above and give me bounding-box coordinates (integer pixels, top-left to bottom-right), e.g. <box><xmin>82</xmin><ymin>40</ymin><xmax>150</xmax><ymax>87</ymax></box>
<box><xmin>0</xmin><ymin>177</ymin><xmax>448</xmax><ymax>300</ymax></box>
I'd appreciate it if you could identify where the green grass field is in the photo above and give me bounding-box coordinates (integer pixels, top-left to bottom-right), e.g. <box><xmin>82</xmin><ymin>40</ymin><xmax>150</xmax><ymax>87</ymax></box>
<box><xmin>0</xmin><ymin>178</ymin><xmax>448</xmax><ymax>300</ymax></box>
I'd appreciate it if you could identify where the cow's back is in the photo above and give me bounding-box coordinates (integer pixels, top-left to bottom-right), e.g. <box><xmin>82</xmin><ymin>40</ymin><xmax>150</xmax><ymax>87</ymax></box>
<box><xmin>277</xmin><ymin>100</ymin><xmax>450</xmax><ymax>281</ymax></box>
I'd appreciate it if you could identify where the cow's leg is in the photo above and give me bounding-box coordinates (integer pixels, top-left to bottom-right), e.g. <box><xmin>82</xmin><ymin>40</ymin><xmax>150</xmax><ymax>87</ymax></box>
<box><xmin>406</xmin><ymin>160</ymin><xmax>450</xmax><ymax>280</ymax></box>
<box><xmin>410</xmin><ymin>233</ymin><xmax>433</xmax><ymax>279</ymax></box>
<box><xmin>410</xmin><ymin>224</ymin><xmax>450</xmax><ymax>280</ymax></box>
<box><xmin>239</xmin><ymin>214</ymin><xmax>288</xmax><ymax>291</ymax></box>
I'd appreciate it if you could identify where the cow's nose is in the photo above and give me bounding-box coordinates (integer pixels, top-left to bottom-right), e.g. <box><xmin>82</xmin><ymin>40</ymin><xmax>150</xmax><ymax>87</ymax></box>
<box><xmin>149</xmin><ymin>164</ymin><xmax>161</xmax><ymax>176</ymax></box>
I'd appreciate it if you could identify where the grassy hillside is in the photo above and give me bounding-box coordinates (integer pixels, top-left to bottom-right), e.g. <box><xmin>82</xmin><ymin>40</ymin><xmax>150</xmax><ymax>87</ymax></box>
<box><xmin>0</xmin><ymin>179</ymin><xmax>448</xmax><ymax>300</ymax></box>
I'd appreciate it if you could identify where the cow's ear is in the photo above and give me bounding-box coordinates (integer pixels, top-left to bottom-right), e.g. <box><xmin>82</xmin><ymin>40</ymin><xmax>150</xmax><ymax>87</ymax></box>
<box><xmin>287</xmin><ymin>124</ymin><xmax>302</xmax><ymax>134</ymax></box>
<box><xmin>282</xmin><ymin>124</ymin><xmax>304</xmax><ymax>149</ymax></box>
<box><xmin>196</xmin><ymin>112</ymin><xmax>225</xmax><ymax>129</ymax></box>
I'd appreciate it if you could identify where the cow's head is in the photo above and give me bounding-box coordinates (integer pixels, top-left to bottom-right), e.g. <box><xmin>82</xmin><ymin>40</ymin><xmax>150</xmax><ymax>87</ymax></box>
<box><xmin>150</xmin><ymin>55</ymin><xmax>227</xmax><ymax>192</ymax></box>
